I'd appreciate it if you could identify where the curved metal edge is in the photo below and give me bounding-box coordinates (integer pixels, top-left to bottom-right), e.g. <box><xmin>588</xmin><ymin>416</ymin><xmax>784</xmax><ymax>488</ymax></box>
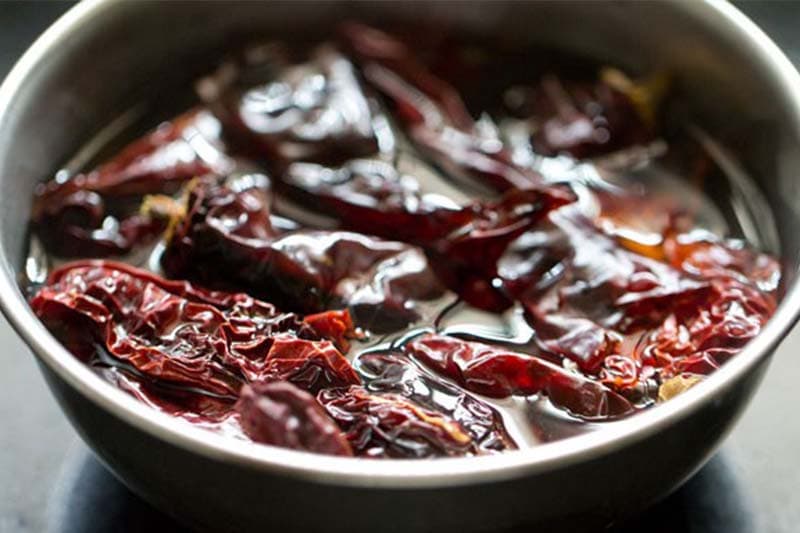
<box><xmin>1</xmin><ymin>0</ymin><xmax>799</xmax><ymax>489</ymax></box>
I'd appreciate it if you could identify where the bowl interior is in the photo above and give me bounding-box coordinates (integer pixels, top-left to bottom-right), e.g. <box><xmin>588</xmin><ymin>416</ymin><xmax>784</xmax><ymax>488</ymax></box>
<box><xmin>1</xmin><ymin>0</ymin><xmax>800</xmax><ymax>485</ymax></box>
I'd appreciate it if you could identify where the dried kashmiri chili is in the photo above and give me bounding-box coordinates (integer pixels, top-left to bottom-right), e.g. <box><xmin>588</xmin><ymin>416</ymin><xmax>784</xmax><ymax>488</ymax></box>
<box><xmin>506</xmin><ymin>69</ymin><xmax>658</xmax><ymax>159</ymax></box>
<box><xmin>424</xmin><ymin>187</ymin><xmax>574</xmax><ymax>311</ymax></box>
<box><xmin>355</xmin><ymin>352</ymin><xmax>516</xmax><ymax>453</ymax></box>
<box><xmin>339</xmin><ymin>22</ymin><xmax>550</xmax><ymax>193</ymax></box>
<box><xmin>319</xmin><ymin>386</ymin><xmax>480</xmax><ymax>458</ymax></box>
<box><xmin>31</xmin><ymin>109</ymin><xmax>233</xmax><ymax>257</ymax></box>
<box><xmin>98</xmin><ymin>365</ymin><xmax>244</xmax><ymax>432</ymax></box>
<box><xmin>30</xmin><ymin>260</ymin><xmax>360</xmax><ymax>399</ymax></box>
<box><xmin>405</xmin><ymin>333</ymin><xmax>633</xmax><ymax>420</ymax></box>
<box><xmin>195</xmin><ymin>26</ymin><xmax>575</xmax><ymax>312</ymax></box>
<box><xmin>497</xmin><ymin>205</ymin><xmax>779</xmax><ymax>395</ymax></box>
<box><xmin>281</xmin><ymin>158</ymin><xmax>574</xmax><ymax>311</ymax></box>
<box><xmin>198</xmin><ymin>44</ymin><xmax>385</xmax><ymax>170</ymax></box>
<box><xmin>282</xmin><ymin>157</ymin><xmax>575</xmax><ymax>243</ymax></box>
<box><xmin>160</xmin><ymin>174</ymin><xmax>446</xmax><ymax>331</ymax></box>
<box><xmin>236</xmin><ymin>381</ymin><xmax>353</xmax><ymax>455</ymax></box>
<box><xmin>632</xmin><ymin>229</ymin><xmax>780</xmax><ymax>379</ymax></box>
<box><xmin>662</xmin><ymin>229</ymin><xmax>781</xmax><ymax>292</ymax></box>
<box><xmin>282</xmin><ymin>158</ymin><xmax>472</xmax><ymax>244</ymax></box>
<box><xmin>498</xmin><ymin>209</ymin><xmax>711</xmax><ymax>375</ymax></box>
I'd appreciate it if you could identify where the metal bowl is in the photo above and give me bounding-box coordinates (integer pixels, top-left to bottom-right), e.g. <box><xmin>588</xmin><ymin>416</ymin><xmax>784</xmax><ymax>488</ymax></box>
<box><xmin>1</xmin><ymin>1</ymin><xmax>799</xmax><ymax>531</ymax></box>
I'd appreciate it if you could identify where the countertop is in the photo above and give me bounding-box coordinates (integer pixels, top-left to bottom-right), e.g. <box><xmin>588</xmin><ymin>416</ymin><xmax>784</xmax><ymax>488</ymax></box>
<box><xmin>1</xmin><ymin>2</ymin><xmax>798</xmax><ymax>532</ymax></box>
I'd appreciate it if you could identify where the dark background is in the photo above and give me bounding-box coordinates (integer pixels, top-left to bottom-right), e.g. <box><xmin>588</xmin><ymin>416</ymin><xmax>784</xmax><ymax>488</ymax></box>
<box><xmin>0</xmin><ymin>2</ymin><xmax>798</xmax><ymax>532</ymax></box>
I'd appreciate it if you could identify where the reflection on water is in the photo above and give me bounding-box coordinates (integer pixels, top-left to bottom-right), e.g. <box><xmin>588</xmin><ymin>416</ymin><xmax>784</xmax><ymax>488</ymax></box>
<box><xmin>47</xmin><ymin>446</ymin><xmax>753</xmax><ymax>533</ymax></box>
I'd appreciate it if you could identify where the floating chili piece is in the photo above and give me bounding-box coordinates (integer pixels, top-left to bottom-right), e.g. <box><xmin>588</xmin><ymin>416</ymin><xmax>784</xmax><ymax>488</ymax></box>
<box><xmin>340</xmin><ymin>22</ymin><xmax>552</xmax><ymax>193</ymax></box>
<box><xmin>319</xmin><ymin>386</ymin><xmax>481</xmax><ymax>458</ymax></box>
<box><xmin>517</xmin><ymin>72</ymin><xmax>654</xmax><ymax>159</ymax></box>
<box><xmin>282</xmin><ymin>158</ymin><xmax>573</xmax><ymax>310</ymax></box>
<box><xmin>405</xmin><ymin>333</ymin><xmax>633</xmax><ymax>420</ymax></box>
<box><xmin>236</xmin><ymin>380</ymin><xmax>353</xmax><ymax>456</ymax></box>
<box><xmin>340</xmin><ymin>22</ymin><xmax>475</xmax><ymax>130</ymax></box>
<box><xmin>634</xmin><ymin>229</ymin><xmax>779</xmax><ymax>380</ymax></box>
<box><xmin>427</xmin><ymin>188</ymin><xmax>574</xmax><ymax>311</ymax></box>
<box><xmin>498</xmin><ymin>205</ymin><xmax>779</xmax><ymax>396</ymax></box>
<box><xmin>283</xmin><ymin>158</ymin><xmax>574</xmax><ymax>241</ymax></box>
<box><xmin>99</xmin><ymin>364</ymin><xmax>257</xmax><ymax>440</ymax></box>
<box><xmin>30</xmin><ymin>261</ymin><xmax>359</xmax><ymax>399</ymax></box>
<box><xmin>356</xmin><ymin>351</ymin><xmax>516</xmax><ymax>453</ymax></box>
<box><xmin>198</xmin><ymin>44</ymin><xmax>383</xmax><ymax>169</ymax></box>
<box><xmin>161</xmin><ymin>174</ymin><xmax>446</xmax><ymax>330</ymax></box>
<box><xmin>32</xmin><ymin>109</ymin><xmax>233</xmax><ymax>257</ymax></box>
<box><xmin>663</xmin><ymin>229</ymin><xmax>781</xmax><ymax>292</ymax></box>
<box><xmin>283</xmin><ymin>158</ymin><xmax>472</xmax><ymax>243</ymax></box>
<box><xmin>257</xmin><ymin>335</ymin><xmax>361</xmax><ymax>394</ymax></box>
<box><xmin>500</xmin><ymin>209</ymin><xmax>711</xmax><ymax>374</ymax></box>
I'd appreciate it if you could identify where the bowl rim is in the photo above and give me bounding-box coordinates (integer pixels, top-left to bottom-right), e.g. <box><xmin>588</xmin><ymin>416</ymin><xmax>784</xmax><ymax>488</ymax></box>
<box><xmin>1</xmin><ymin>0</ymin><xmax>799</xmax><ymax>489</ymax></box>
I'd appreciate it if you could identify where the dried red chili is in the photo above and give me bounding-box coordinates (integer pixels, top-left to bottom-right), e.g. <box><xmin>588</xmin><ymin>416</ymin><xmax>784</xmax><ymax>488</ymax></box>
<box><xmin>633</xmin><ymin>229</ymin><xmax>779</xmax><ymax>379</ymax></box>
<box><xmin>282</xmin><ymin>158</ymin><xmax>474</xmax><ymax>244</ymax></box>
<box><xmin>499</xmin><ymin>209</ymin><xmax>711</xmax><ymax>374</ymax></box>
<box><xmin>319</xmin><ymin>386</ymin><xmax>482</xmax><ymax>458</ymax></box>
<box><xmin>405</xmin><ymin>333</ymin><xmax>633</xmax><ymax>420</ymax></box>
<box><xmin>100</xmin><ymin>365</ymin><xmax>240</xmax><ymax>429</ymax></box>
<box><xmin>663</xmin><ymin>229</ymin><xmax>781</xmax><ymax>292</ymax></box>
<box><xmin>30</xmin><ymin>261</ymin><xmax>360</xmax><ymax>399</ymax></box>
<box><xmin>340</xmin><ymin>22</ymin><xmax>551</xmax><ymax>193</ymax></box>
<box><xmin>198</xmin><ymin>44</ymin><xmax>383</xmax><ymax>169</ymax></box>
<box><xmin>498</xmin><ymin>207</ymin><xmax>779</xmax><ymax>392</ymax></box>
<box><xmin>283</xmin><ymin>158</ymin><xmax>575</xmax><ymax>243</ymax></box>
<box><xmin>236</xmin><ymin>380</ymin><xmax>353</xmax><ymax>455</ymax></box>
<box><xmin>282</xmin><ymin>157</ymin><xmax>574</xmax><ymax>310</ymax></box>
<box><xmin>303</xmin><ymin>309</ymin><xmax>357</xmax><ymax>353</ymax></box>
<box><xmin>509</xmin><ymin>73</ymin><xmax>653</xmax><ymax>159</ymax></box>
<box><xmin>161</xmin><ymin>174</ymin><xmax>446</xmax><ymax>330</ymax></box>
<box><xmin>32</xmin><ymin>109</ymin><xmax>233</xmax><ymax>257</ymax></box>
<box><xmin>355</xmin><ymin>351</ymin><xmax>516</xmax><ymax>453</ymax></box>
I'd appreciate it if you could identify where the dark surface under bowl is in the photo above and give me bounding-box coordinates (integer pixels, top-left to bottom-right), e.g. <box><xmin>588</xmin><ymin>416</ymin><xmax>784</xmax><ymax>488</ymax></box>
<box><xmin>1</xmin><ymin>2</ymin><xmax>799</xmax><ymax>532</ymax></box>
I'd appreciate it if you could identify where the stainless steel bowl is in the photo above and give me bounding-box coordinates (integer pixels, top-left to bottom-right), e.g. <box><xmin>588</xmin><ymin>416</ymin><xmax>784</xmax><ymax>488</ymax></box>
<box><xmin>2</xmin><ymin>1</ymin><xmax>800</xmax><ymax>531</ymax></box>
